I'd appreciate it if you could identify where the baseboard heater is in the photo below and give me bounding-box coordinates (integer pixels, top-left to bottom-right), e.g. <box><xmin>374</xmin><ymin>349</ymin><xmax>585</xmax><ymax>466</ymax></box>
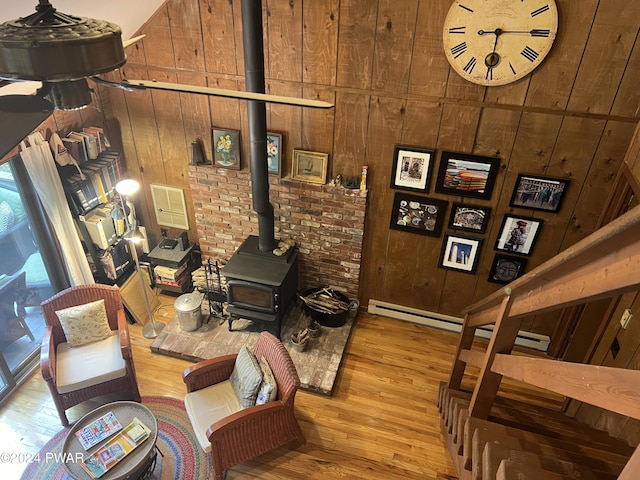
<box><xmin>367</xmin><ymin>299</ymin><xmax>550</xmax><ymax>352</ymax></box>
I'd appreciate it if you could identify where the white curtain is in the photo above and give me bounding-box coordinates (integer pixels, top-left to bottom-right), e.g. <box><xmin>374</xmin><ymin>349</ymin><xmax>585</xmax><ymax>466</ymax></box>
<box><xmin>20</xmin><ymin>132</ymin><xmax>94</xmax><ymax>285</ymax></box>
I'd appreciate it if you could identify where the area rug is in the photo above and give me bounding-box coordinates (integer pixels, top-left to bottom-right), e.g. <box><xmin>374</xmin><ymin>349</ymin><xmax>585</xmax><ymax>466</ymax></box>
<box><xmin>19</xmin><ymin>396</ymin><xmax>212</xmax><ymax>480</ymax></box>
<box><xmin>151</xmin><ymin>302</ymin><xmax>357</xmax><ymax>395</ymax></box>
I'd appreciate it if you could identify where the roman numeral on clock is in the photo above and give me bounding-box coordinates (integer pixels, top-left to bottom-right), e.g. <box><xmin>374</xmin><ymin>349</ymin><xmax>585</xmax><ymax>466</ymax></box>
<box><xmin>451</xmin><ymin>42</ymin><xmax>468</xmax><ymax>58</ymax></box>
<box><xmin>521</xmin><ymin>46</ymin><xmax>539</xmax><ymax>62</ymax></box>
<box><xmin>463</xmin><ymin>57</ymin><xmax>477</xmax><ymax>74</ymax></box>
<box><xmin>449</xmin><ymin>26</ymin><xmax>466</xmax><ymax>34</ymax></box>
<box><xmin>531</xmin><ymin>5</ymin><xmax>550</xmax><ymax>17</ymax></box>
<box><xmin>458</xmin><ymin>4</ymin><xmax>474</xmax><ymax>13</ymax></box>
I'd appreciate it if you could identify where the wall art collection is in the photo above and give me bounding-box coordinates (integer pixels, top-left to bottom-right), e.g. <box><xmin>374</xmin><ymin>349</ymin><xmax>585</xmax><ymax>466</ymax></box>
<box><xmin>389</xmin><ymin>144</ymin><xmax>570</xmax><ymax>283</ymax></box>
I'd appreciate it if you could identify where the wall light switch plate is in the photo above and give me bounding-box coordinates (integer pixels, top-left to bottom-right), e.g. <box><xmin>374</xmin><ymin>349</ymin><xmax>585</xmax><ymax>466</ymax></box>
<box><xmin>620</xmin><ymin>309</ymin><xmax>633</xmax><ymax>329</ymax></box>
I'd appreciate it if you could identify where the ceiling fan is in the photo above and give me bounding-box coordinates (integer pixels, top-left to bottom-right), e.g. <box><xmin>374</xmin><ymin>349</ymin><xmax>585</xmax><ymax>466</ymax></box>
<box><xmin>0</xmin><ymin>0</ymin><xmax>332</xmax><ymax>157</ymax></box>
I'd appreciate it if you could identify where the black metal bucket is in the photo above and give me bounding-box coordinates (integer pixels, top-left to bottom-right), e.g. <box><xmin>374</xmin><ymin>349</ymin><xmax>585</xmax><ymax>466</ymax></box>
<box><xmin>299</xmin><ymin>287</ymin><xmax>350</xmax><ymax>328</ymax></box>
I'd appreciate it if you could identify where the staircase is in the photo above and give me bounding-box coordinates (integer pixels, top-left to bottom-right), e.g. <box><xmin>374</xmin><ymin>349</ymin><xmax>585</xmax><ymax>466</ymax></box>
<box><xmin>438</xmin><ymin>382</ymin><xmax>634</xmax><ymax>479</ymax></box>
<box><xmin>441</xmin><ymin>204</ymin><xmax>640</xmax><ymax>479</ymax></box>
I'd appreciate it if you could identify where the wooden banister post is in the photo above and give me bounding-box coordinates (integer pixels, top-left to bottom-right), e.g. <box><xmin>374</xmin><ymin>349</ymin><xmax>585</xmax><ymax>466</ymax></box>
<box><xmin>448</xmin><ymin>313</ymin><xmax>476</xmax><ymax>390</ymax></box>
<box><xmin>468</xmin><ymin>293</ymin><xmax>519</xmax><ymax>420</ymax></box>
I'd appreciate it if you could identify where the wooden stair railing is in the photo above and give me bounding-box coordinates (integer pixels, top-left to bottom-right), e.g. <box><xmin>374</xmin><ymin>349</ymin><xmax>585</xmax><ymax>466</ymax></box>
<box><xmin>446</xmin><ymin>204</ymin><xmax>640</xmax><ymax>478</ymax></box>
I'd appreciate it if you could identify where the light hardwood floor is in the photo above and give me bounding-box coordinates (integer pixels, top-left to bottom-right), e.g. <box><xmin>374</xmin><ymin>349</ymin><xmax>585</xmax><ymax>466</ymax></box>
<box><xmin>0</xmin><ymin>302</ymin><xmax>563</xmax><ymax>480</ymax></box>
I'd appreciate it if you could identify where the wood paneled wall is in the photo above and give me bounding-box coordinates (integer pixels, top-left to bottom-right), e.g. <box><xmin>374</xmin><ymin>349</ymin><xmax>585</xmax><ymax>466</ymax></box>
<box><xmin>90</xmin><ymin>0</ymin><xmax>640</xmax><ymax>337</ymax></box>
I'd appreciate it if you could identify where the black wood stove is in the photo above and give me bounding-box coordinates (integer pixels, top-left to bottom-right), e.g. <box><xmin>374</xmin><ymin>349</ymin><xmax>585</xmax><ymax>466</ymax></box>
<box><xmin>221</xmin><ymin>0</ymin><xmax>298</xmax><ymax>338</ymax></box>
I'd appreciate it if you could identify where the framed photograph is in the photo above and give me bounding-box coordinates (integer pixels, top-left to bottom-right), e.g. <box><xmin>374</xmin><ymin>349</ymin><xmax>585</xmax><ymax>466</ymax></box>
<box><xmin>448</xmin><ymin>202</ymin><xmax>491</xmax><ymax>234</ymax></box>
<box><xmin>434</xmin><ymin>151</ymin><xmax>501</xmax><ymax>200</ymax></box>
<box><xmin>292</xmin><ymin>150</ymin><xmax>328</xmax><ymax>184</ymax></box>
<box><xmin>390</xmin><ymin>144</ymin><xmax>434</xmax><ymax>192</ymax></box>
<box><xmin>494</xmin><ymin>215</ymin><xmax>544</xmax><ymax>256</ymax></box>
<box><xmin>509</xmin><ymin>174</ymin><xmax>569</xmax><ymax>213</ymax></box>
<box><xmin>212</xmin><ymin>127</ymin><xmax>241</xmax><ymax>170</ymax></box>
<box><xmin>389</xmin><ymin>192</ymin><xmax>448</xmax><ymax>237</ymax></box>
<box><xmin>488</xmin><ymin>254</ymin><xmax>528</xmax><ymax>284</ymax></box>
<box><xmin>438</xmin><ymin>232</ymin><xmax>483</xmax><ymax>274</ymax></box>
<box><xmin>267</xmin><ymin>132</ymin><xmax>283</xmax><ymax>177</ymax></box>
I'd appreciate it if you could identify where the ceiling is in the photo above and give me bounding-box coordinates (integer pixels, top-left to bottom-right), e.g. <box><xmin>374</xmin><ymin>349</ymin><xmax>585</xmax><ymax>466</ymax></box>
<box><xmin>0</xmin><ymin>0</ymin><xmax>164</xmax><ymax>40</ymax></box>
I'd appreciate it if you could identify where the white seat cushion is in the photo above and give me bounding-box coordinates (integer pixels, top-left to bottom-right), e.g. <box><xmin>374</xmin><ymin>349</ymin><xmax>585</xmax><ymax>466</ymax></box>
<box><xmin>55</xmin><ymin>334</ymin><xmax>126</xmax><ymax>394</ymax></box>
<box><xmin>184</xmin><ymin>380</ymin><xmax>244</xmax><ymax>452</ymax></box>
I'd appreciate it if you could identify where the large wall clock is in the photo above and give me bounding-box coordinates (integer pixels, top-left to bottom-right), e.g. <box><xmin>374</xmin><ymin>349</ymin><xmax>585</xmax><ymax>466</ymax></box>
<box><xmin>443</xmin><ymin>0</ymin><xmax>558</xmax><ymax>86</ymax></box>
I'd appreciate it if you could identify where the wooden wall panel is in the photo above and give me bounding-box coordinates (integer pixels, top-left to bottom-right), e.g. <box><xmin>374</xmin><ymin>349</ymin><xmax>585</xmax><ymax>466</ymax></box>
<box><xmin>265</xmin><ymin>81</ymin><xmax>303</xmax><ymax>178</ymax></box>
<box><xmin>168</xmin><ymin>0</ymin><xmax>206</xmax><ymax>71</ymax></box>
<box><xmin>567</xmin><ymin>0</ymin><xmax>640</xmax><ymax>114</ymax></box>
<box><xmin>265</xmin><ymin>0</ymin><xmax>303</xmax><ymax>83</ymax></box>
<box><xmin>408</xmin><ymin>0</ymin><xmax>449</xmax><ymax>98</ymax></box>
<box><xmin>336</xmin><ymin>0</ymin><xmax>378</xmax><ymax>90</ymax></box>
<box><xmin>177</xmin><ymin>72</ymin><xmax>214</xmax><ymax>161</ymax></box>
<box><xmin>301</xmin><ymin>86</ymin><xmax>335</xmax><ymax>161</ymax></box>
<box><xmin>302</xmin><ymin>1</ymin><xmax>338</xmax><ymax>86</ymax></box>
<box><xmin>200</xmin><ymin>0</ymin><xmax>239</xmax><ymax>75</ymax></box>
<box><xmin>611</xmin><ymin>43</ymin><xmax>640</xmax><ymax>118</ymax></box>
<box><xmin>560</xmin><ymin>121</ymin><xmax>636</xmax><ymax>249</ymax></box>
<box><xmin>331</xmin><ymin>92</ymin><xmax>370</xmax><ymax>178</ymax></box>
<box><xmin>525</xmin><ymin>0</ymin><xmax>598</xmax><ymax>110</ymax></box>
<box><xmin>360</xmin><ymin>96</ymin><xmax>405</xmax><ymax>303</ymax></box>
<box><xmin>371</xmin><ymin>0</ymin><xmax>418</xmax><ymax>93</ymax></box>
<box><xmin>139</xmin><ymin>6</ymin><xmax>176</xmax><ymax>69</ymax></box>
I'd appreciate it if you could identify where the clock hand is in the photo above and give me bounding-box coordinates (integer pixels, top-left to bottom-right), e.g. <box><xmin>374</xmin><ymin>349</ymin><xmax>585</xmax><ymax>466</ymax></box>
<box><xmin>479</xmin><ymin>28</ymin><xmax>549</xmax><ymax>36</ymax></box>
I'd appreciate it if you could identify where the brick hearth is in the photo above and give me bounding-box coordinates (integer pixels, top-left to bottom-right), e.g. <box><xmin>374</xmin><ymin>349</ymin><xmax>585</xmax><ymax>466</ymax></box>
<box><xmin>188</xmin><ymin>165</ymin><xmax>368</xmax><ymax>300</ymax></box>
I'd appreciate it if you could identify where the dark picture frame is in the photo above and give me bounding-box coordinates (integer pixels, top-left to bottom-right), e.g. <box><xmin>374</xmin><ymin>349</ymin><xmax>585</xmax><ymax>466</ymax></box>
<box><xmin>212</xmin><ymin>127</ymin><xmax>241</xmax><ymax>170</ymax></box>
<box><xmin>488</xmin><ymin>254</ymin><xmax>528</xmax><ymax>284</ymax></box>
<box><xmin>509</xmin><ymin>174</ymin><xmax>569</xmax><ymax>213</ymax></box>
<box><xmin>389</xmin><ymin>192</ymin><xmax>448</xmax><ymax>237</ymax></box>
<box><xmin>390</xmin><ymin>144</ymin><xmax>435</xmax><ymax>192</ymax></box>
<box><xmin>447</xmin><ymin>202</ymin><xmax>491</xmax><ymax>234</ymax></box>
<box><xmin>494</xmin><ymin>214</ymin><xmax>544</xmax><ymax>256</ymax></box>
<box><xmin>434</xmin><ymin>151</ymin><xmax>501</xmax><ymax>200</ymax></box>
<box><xmin>266</xmin><ymin>132</ymin><xmax>283</xmax><ymax>177</ymax></box>
<box><xmin>438</xmin><ymin>232</ymin><xmax>483</xmax><ymax>274</ymax></box>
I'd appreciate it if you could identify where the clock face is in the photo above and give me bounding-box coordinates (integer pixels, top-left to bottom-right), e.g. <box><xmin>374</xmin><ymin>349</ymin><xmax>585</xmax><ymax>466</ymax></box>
<box><xmin>443</xmin><ymin>0</ymin><xmax>558</xmax><ymax>86</ymax></box>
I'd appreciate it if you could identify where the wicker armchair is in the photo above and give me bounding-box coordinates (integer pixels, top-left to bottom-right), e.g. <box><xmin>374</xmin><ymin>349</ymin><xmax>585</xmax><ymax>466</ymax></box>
<box><xmin>40</xmin><ymin>284</ymin><xmax>141</xmax><ymax>426</ymax></box>
<box><xmin>183</xmin><ymin>331</ymin><xmax>306</xmax><ymax>480</ymax></box>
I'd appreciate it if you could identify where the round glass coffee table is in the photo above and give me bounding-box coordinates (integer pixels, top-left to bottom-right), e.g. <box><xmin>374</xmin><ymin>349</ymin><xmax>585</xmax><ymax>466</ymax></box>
<box><xmin>62</xmin><ymin>401</ymin><xmax>158</xmax><ymax>480</ymax></box>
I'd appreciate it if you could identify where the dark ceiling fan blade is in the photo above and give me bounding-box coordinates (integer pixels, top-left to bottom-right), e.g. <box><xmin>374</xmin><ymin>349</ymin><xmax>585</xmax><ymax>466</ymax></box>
<box><xmin>111</xmin><ymin>78</ymin><xmax>334</xmax><ymax>109</ymax></box>
<box><xmin>0</xmin><ymin>95</ymin><xmax>53</xmax><ymax>159</ymax></box>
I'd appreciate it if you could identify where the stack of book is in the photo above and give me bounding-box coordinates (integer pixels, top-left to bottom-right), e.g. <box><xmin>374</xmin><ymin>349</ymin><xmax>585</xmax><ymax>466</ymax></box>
<box><xmin>154</xmin><ymin>263</ymin><xmax>189</xmax><ymax>288</ymax></box>
<box><xmin>79</xmin><ymin>417</ymin><xmax>151</xmax><ymax>478</ymax></box>
<box><xmin>62</xmin><ymin>151</ymin><xmax>123</xmax><ymax>215</ymax></box>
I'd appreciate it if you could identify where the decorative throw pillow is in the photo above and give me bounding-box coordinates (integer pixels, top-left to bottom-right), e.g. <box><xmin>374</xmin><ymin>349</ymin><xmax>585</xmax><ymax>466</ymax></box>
<box><xmin>55</xmin><ymin>299</ymin><xmax>114</xmax><ymax>347</ymax></box>
<box><xmin>255</xmin><ymin>356</ymin><xmax>278</xmax><ymax>405</ymax></box>
<box><xmin>229</xmin><ymin>345</ymin><xmax>263</xmax><ymax>408</ymax></box>
<box><xmin>0</xmin><ymin>201</ymin><xmax>15</xmax><ymax>233</ymax></box>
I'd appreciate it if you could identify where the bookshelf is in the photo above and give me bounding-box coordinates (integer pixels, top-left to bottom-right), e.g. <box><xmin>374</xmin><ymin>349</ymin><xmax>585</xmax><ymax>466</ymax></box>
<box><xmin>57</xmin><ymin>147</ymin><xmax>132</xmax><ymax>285</ymax></box>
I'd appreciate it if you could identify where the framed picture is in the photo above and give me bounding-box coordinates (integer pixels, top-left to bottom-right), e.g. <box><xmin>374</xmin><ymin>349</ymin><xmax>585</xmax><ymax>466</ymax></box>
<box><xmin>438</xmin><ymin>232</ymin><xmax>483</xmax><ymax>274</ymax></box>
<box><xmin>448</xmin><ymin>202</ymin><xmax>491</xmax><ymax>234</ymax></box>
<box><xmin>389</xmin><ymin>192</ymin><xmax>448</xmax><ymax>237</ymax></box>
<box><xmin>212</xmin><ymin>127</ymin><xmax>241</xmax><ymax>170</ymax></box>
<box><xmin>390</xmin><ymin>144</ymin><xmax>434</xmax><ymax>192</ymax></box>
<box><xmin>494</xmin><ymin>214</ymin><xmax>544</xmax><ymax>256</ymax></box>
<box><xmin>488</xmin><ymin>254</ymin><xmax>528</xmax><ymax>284</ymax></box>
<box><xmin>434</xmin><ymin>151</ymin><xmax>501</xmax><ymax>200</ymax></box>
<box><xmin>292</xmin><ymin>150</ymin><xmax>328</xmax><ymax>184</ymax></box>
<box><xmin>509</xmin><ymin>174</ymin><xmax>569</xmax><ymax>213</ymax></box>
<box><xmin>267</xmin><ymin>132</ymin><xmax>283</xmax><ymax>177</ymax></box>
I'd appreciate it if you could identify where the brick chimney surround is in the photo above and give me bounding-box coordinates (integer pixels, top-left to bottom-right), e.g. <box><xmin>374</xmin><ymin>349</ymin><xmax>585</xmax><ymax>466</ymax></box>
<box><xmin>188</xmin><ymin>165</ymin><xmax>368</xmax><ymax>301</ymax></box>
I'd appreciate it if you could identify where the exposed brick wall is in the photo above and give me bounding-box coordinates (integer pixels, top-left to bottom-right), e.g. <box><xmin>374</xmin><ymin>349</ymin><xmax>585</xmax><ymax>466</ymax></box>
<box><xmin>188</xmin><ymin>165</ymin><xmax>367</xmax><ymax>300</ymax></box>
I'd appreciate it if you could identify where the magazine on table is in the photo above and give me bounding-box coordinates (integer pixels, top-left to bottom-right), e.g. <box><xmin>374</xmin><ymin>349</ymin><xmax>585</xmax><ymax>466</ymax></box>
<box><xmin>75</xmin><ymin>411</ymin><xmax>123</xmax><ymax>450</ymax></box>
<box><xmin>80</xmin><ymin>417</ymin><xmax>151</xmax><ymax>478</ymax></box>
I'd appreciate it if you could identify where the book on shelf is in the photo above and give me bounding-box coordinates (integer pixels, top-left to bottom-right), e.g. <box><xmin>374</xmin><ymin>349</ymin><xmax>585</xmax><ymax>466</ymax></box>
<box><xmin>75</xmin><ymin>411</ymin><xmax>123</xmax><ymax>451</ymax></box>
<box><xmin>155</xmin><ymin>268</ymin><xmax>190</xmax><ymax>287</ymax></box>
<box><xmin>80</xmin><ymin>417</ymin><xmax>151</xmax><ymax>478</ymax></box>
<box><xmin>62</xmin><ymin>135</ymin><xmax>88</xmax><ymax>164</ymax></box>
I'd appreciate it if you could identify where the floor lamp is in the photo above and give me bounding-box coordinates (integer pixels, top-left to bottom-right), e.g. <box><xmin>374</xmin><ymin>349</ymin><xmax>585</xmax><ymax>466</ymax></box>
<box><xmin>115</xmin><ymin>179</ymin><xmax>165</xmax><ymax>339</ymax></box>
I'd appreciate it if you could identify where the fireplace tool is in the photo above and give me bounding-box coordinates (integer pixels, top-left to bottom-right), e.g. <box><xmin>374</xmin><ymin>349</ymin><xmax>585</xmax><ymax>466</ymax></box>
<box><xmin>204</xmin><ymin>259</ymin><xmax>227</xmax><ymax>321</ymax></box>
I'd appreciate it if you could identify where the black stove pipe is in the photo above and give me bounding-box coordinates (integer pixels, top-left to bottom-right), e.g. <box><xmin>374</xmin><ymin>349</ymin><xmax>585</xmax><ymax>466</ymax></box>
<box><xmin>241</xmin><ymin>0</ymin><xmax>275</xmax><ymax>252</ymax></box>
